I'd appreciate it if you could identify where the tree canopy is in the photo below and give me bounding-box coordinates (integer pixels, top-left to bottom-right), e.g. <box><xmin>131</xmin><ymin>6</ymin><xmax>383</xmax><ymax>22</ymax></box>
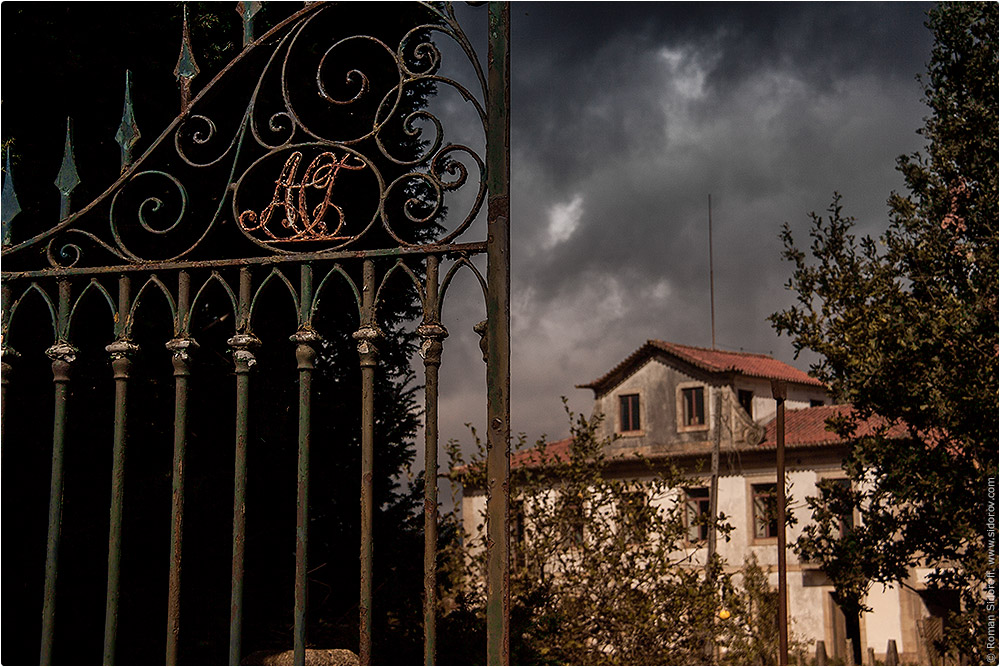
<box><xmin>770</xmin><ymin>3</ymin><xmax>997</xmax><ymax>661</ymax></box>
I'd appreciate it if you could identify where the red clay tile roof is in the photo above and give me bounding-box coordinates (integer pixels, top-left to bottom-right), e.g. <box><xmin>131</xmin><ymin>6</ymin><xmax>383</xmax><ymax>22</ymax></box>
<box><xmin>510</xmin><ymin>436</ymin><xmax>573</xmax><ymax>469</ymax></box>
<box><xmin>758</xmin><ymin>404</ymin><xmax>907</xmax><ymax>449</ymax></box>
<box><xmin>578</xmin><ymin>340</ymin><xmax>824</xmax><ymax>394</ymax></box>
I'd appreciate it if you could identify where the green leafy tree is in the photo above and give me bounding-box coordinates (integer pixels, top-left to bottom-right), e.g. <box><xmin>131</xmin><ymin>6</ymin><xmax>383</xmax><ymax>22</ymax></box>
<box><xmin>447</xmin><ymin>406</ymin><xmax>802</xmax><ymax>666</ymax></box>
<box><xmin>770</xmin><ymin>3</ymin><xmax>997</xmax><ymax>661</ymax></box>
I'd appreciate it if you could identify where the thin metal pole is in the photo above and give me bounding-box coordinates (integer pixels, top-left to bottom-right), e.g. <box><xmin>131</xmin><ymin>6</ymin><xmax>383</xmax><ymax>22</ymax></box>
<box><xmin>355</xmin><ymin>258</ymin><xmax>380</xmax><ymax>666</ymax></box>
<box><xmin>486</xmin><ymin>3</ymin><xmax>511</xmax><ymax>664</ymax></box>
<box><xmin>709</xmin><ymin>194</ymin><xmax>716</xmax><ymax>349</ymax></box>
<box><xmin>704</xmin><ymin>389</ymin><xmax>722</xmax><ymax>663</ymax></box>
<box><xmin>104</xmin><ymin>276</ymin><xmax>138</xmax><ymax>666</ymax></box>
<box><xmin>40</xmin><ymin>280</ymin><xmax>75</xmax><ymax>666</ymax></box>
<box><xmin>166</xmin><ymin>271</ymin><xmax>196</xmax><ymax>665</ymax></box>
<box><xmin>772</xmin><ymin>379</ymin><xmax>789</xmax><ymax>665</ymax></box>
<box><xmin>293</xmin><ymin>264</ymin><xmax>319</xmax><ymax>666</ymax></box>
<box><xmin>419</xmin><ymin>255</ymin><xmax>447</xmax><ymax>666</ymax></box>
<box><xmin>229</xmin><ymin>268</ymin><xmax>259</xmax><ymax>666</ymax></box>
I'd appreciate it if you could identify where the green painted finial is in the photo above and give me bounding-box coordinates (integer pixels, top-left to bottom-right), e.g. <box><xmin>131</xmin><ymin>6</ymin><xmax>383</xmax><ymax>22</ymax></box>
<box><xmin>115</xmin><ymin>70</ymin><xmax>140</xmax><ymax>173</ymax></box>
<box><xmin>2</xmin><ymin>149</ymin><xmax>21</xmax><ymax>245</ymax></box>
<box><xmin>54</xmin><ymin>117</ymin><xmax>81</xmax><ymax>220</ymax></box>
<box><xmin>236</xmin><ymin>1</ymin><xmax>262</xmax><ymax>48</ymax></box>
<box><xmin>174</xmin><ymin>3</ymin><xmax>200</xmax><ymax>112</ymax></box>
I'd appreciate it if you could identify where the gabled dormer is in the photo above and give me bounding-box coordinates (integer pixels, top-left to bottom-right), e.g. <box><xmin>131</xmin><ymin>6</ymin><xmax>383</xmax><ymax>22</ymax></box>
<box><xmin>576</xmin><ymin>340</ymin><xmax>828</xmax><ymax>455</ymax></box>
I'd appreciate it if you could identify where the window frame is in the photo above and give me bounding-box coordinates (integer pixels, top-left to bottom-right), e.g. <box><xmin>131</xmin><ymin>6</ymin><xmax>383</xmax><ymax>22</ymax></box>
<box><xmin>684</xmin><ymin>486</ymin><xmax>711</xmax><ymax>544</ymax></box>
<box><xmin>738</xmin><ymin>389</ymin><xmax>754</xmax><ymax>417</ymax></box>
<box><xmin>617</xmin><ymin>392</ymin><xmax>643</xmax><ymax>435</ymax></box>
<box><xmin>676</xmin><ymin>382</ymin><xmax>709</xmax><ymax>433</ymax></box>
<box><xmin>750</xmin><ymin>481</ymin><xmax>779</xmax><ymax>541</ymax></box>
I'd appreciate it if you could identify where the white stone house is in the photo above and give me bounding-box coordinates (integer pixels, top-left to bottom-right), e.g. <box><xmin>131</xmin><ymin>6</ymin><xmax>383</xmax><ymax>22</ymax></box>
<box><xmin>460</xmin><ymin>340</ymin><xmax>947</xmax><ymax>664</ymax></box>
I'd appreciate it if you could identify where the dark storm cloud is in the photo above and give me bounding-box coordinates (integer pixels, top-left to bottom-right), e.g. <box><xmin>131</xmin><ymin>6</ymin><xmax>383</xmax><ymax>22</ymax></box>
<box><xmin>436</xmin><ymin>2</ymin><xmax>936</xmax><ymax>448</ymax></box>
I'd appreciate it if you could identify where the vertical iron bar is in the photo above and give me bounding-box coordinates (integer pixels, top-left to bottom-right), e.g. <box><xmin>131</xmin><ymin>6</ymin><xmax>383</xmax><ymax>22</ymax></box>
<box><xmin>354</xmin><ymin>258</ymin><xmax>380</xmax><ymax>666</ymax></box>
<box><xmin>166</xmin><ymin>271</ymin><xmax>196</xmax><ymax>665</ymax></box>
<box><xmin>486</xmin><ymin>3</ymin><xmax>511</xmax><ymax>664</ymax></box>
<box><xmin>104</xmin><ymin>276</ymin><xmax>137</xmax><ymax>666</ymax></box>
<box><xmin>40</xmin><ymin>280</ymin><xmax>75</xmax><ymax>666</ymax></box>
<box><xmin>1</xmin><ymin>282</ymin><xmax>15</xmax><ymax>434</ymax></box>
<box><xmin>418</xmin><ymin>256</ymin><xmax>447</xmax><ymax>666</ymax></box>
<box><xmin>772</xmin><ymin>380</ymin><xmax>789</xmax><ymax>665</ymax></box>
<box><xmin>292</xmin><ymin>264</ymin><xmax>319</xmax><ymax>666</ymax></box>
<box><xmin>228</xmin><ymin>268</ymin><xmax>259</xmax><ymax>666</ymax></box>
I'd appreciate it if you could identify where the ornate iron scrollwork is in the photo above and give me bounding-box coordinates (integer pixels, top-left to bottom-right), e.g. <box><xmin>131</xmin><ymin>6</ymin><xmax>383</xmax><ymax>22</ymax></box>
<box><xmin>2</xmin><ymin>2</ymin><xmax>488</xmax><ymax>270</ymax></box>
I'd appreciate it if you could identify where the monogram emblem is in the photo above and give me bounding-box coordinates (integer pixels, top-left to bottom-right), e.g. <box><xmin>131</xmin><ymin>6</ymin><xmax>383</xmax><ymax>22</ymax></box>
<box><xmin>239</xmin><ymin>151</ymin><xmax>366</xmax><ymax>242</ymax></box>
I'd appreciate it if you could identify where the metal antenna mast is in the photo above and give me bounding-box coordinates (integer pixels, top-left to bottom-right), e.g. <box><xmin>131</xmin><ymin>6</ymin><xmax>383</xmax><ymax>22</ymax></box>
<box><xmin>709</xmin><ymin>194</ymin><xmax>716</xmax><ymax>349</ymax></box>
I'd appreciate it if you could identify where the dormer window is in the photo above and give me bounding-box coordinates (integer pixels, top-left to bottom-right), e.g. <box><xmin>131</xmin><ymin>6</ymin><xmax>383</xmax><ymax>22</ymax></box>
<box><xmin>681</xmin><ymin>386</ymin><xmax>705</xmax><ymax>428</ymax></box>
<box><xmin>619</xmin><ymin>393</ymin><xmax>641</xmax><ymax>432</ymax></box>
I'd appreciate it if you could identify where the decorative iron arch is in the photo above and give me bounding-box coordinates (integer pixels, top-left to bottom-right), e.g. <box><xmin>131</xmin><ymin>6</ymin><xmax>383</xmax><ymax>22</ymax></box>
<box><xmin>0</xmin><ymin>3</ymin><xmax>510</xmax><ymax>666</ymax></box>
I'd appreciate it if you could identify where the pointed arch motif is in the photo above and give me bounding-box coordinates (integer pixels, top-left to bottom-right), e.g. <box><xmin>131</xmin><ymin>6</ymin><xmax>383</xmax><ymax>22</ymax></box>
<box><xmin>188</xmin><ymin>271</ymin><xmax>239</xmax><ymax>336</ymax></box>
<box><xmin>249</xmin><ymin>267</ymin><xmax>300</xmax><ymax>329</ymax></box>
<box><xmin>5</xmin><ymin>282</ymin><xmax>58</xmax><ymax>342</ymax></box>
<box><xmin>439</xmin><ymin>256</ymin><xmax>487</xmax><ymax>320</ymax></box>
<box><xmin>374</xmin><ymin>258</ymin><xmax>425</xmax><ymax>324</ymax></box>
<box><xmin>312</xmin><ymin>263</ymin><xmax>361</xmax><ymax>322</ymax></box>
<box><xmin>126</xmin><ymin>274</ymin><xmax>179</xmax><ymax>337</ymax></box>
<box><xmin>67</xmin><ymin>278</ymin><xmax>117</xmax><ymax>340</ymax></box>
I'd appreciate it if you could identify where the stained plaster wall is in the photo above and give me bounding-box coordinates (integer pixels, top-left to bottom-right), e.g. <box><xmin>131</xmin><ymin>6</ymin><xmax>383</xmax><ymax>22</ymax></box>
<box><xmin>592</xmin><ymin>356</ymin><xmax>722</xmax><ymax>454</ymax></box>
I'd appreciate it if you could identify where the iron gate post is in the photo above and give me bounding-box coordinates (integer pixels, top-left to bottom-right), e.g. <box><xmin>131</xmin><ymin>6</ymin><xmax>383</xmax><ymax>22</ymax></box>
<box><xmin>40</xmin><ymin>280</ymin><xmax>76</xmax><ymax>666</ymax></box>
<box><xmin>165</xmin><ymin>270</ymin><xmax>196</xmax><ymax>665</ymax></box>
<box><xmin>485</xmin><ymin>2</ymin><xmax>511</xmax><ymax>664</ymax></box>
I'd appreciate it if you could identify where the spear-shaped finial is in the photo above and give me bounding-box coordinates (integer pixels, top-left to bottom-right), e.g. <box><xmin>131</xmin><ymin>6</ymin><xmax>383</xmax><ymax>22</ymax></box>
<box><xmin>174</xmin><ymin>3</ymin><xmax>200</xmax><ymax>113</ymax></box>
<box><xmin>236</xmin><ymin>1</ymin><xmax>262</xmax><ymax>48</ymax></box>
<box><xmin>2</xmin><ymin>149</ymin><xmax>21</xmax><ymax>246</ymax></box>
<box><xmin>115</xmin><ymin>70</ymin><xmax>140</xmax><ymax>174</ymax></box>
<box><xmin>54</xmin><ymin>117</ymin><xmax>81</xmax><ymax>220</ymax></box>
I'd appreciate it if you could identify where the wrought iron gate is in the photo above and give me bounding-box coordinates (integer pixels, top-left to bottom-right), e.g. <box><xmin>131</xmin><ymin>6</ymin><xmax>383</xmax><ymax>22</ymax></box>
<box><xmin>1</xmin><ymin>2</ymin><xmax>510</xmax><ymax>664</ymax></box>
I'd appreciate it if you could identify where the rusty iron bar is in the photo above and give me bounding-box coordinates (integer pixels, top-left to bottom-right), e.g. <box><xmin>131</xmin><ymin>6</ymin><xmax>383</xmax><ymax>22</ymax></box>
<box><xmin>1</xmin><ymin>282</ymin><xmax>14</xmax><ymax>438</ymax></box>
<box><xmin>104</xmin><ymin>276</ymin><xmax>138</xmax><ymax>665</ymax></box>
<box><xmin>485</xmin><ymin>2</ymin><xmax>511</xmax><ymax>664</ymax></box>
<box><xmin>54</xmin><ymin>117</ymin><xmax>80</xmax><ymax>221</ymax></box>
<box><xmin>293</xmin><ymin>264</ymin><xmax>319</xmax><ymax>666</ymax></box>
<box><xmin>772</xmin><ymin>379</ymin><xmax>789</xmax><ymax>666</ymax></box>
<box><xmin>166</xmin><ymin>271</ymin><xmax>196</xmax><ymax>665</ymax></box>
<box><xmin>2</xmin><ymin>242</ymin><xmax>488</xmax><ymax>282</ymax></box>
<box><xmin>40</xmin><ymin>280</ymin><xmax>74</xmax><ymax>665</ymax></box>
<box><xmin>115</xmin><ymin>70</ymin><xmax>140</xmax><ymax>174</ymax></box>
<box><xmin>419</xmin><ymin>255</ymin><xmax>447</xmax><ymax>665</ymax></box>
<box><xmin>355</xmin><ymin>258</ymin><xmax>380</xmax><ymax>665</ymax></box>
<box><xmin>174</xmin><ymin>3</ymin><xmax>200</xmax><ymax>114</ymax></box>
<box><xmin>229</xmin><ymin>267</ymin><xmax>259</xmax><ymax>666</ymax></box>
<box><xmin>236</xmin><ymin>1</ymin><xmax>262</xmax><ymax>48</ymax></box>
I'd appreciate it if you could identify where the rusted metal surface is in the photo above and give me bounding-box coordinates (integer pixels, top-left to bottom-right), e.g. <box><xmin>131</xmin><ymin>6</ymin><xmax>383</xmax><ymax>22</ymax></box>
<box><xmin>40</xmin><ymin>281</ymin><xmax>74</xmax><ymax>666</ymax></box>
<box><xmin>293</xmin><ymin>264</ymin><xmax>320</xmax><ymax>666</ymax></box>
<box><xmin>174</xmin><ymin>3</ymin><xmax>199</xmax><ymax>114</ymax></box>
<box><xmin>165</xmin><ymin>271</ymin><xmax>196</xmax><ymax>665</ymax></box>
<box><xmin>236</xmin><ymin>2</ymin><xmax>262</xmax><ymax>48</ymax></box>
<box><xmin>419</xmin><ymin>255</ymin><xmax>447</xmax><ymax>665</ymax></box>
<box><xmin>356</xmin><ymin>258</ymin><xmax>380</xmax><ymax>666</ymax></box>
<box><xmin>230</xmin><ymin>268</ymin><xmax>258</xmax><ymax>666</ymax></box>
<box><xmin>2</xmin><ymin>242</ymin><xmax>488</xmax><ymax>281</ymax></box>
<box><xmin>485</xmin><ymin>3</ymin><xmax>511</xmax><ymax>664</ymax></box>
<box><xmin>104</xmin><ymin>276</ymin><xmax>139</xmax><ymax>666</ymax></box>
<box><xmin>115</xmin><ymin>70</ymin><xmax>140</xmax><ymax>174</ymax></box>
<box><xmin>2</xmin><ymin>2</ymin><xmax>510</xmax><ymax>663</ymax></box>
<box><xmin>55</xmin><ymin>118</ymin><xmax>81</xmax><ymax>221</ymax></box>
<box><xmin>771</xmin><ymin>379</ymin><xmax>789</xmax><ymax>666</ymax></box>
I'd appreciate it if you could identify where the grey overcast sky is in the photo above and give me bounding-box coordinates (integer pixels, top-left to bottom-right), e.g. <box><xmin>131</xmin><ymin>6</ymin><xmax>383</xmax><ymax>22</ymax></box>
<box><xmin>430</xmin><ymin>2</ymin><xmax>937</xmax><ymax>457</ymax></box>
